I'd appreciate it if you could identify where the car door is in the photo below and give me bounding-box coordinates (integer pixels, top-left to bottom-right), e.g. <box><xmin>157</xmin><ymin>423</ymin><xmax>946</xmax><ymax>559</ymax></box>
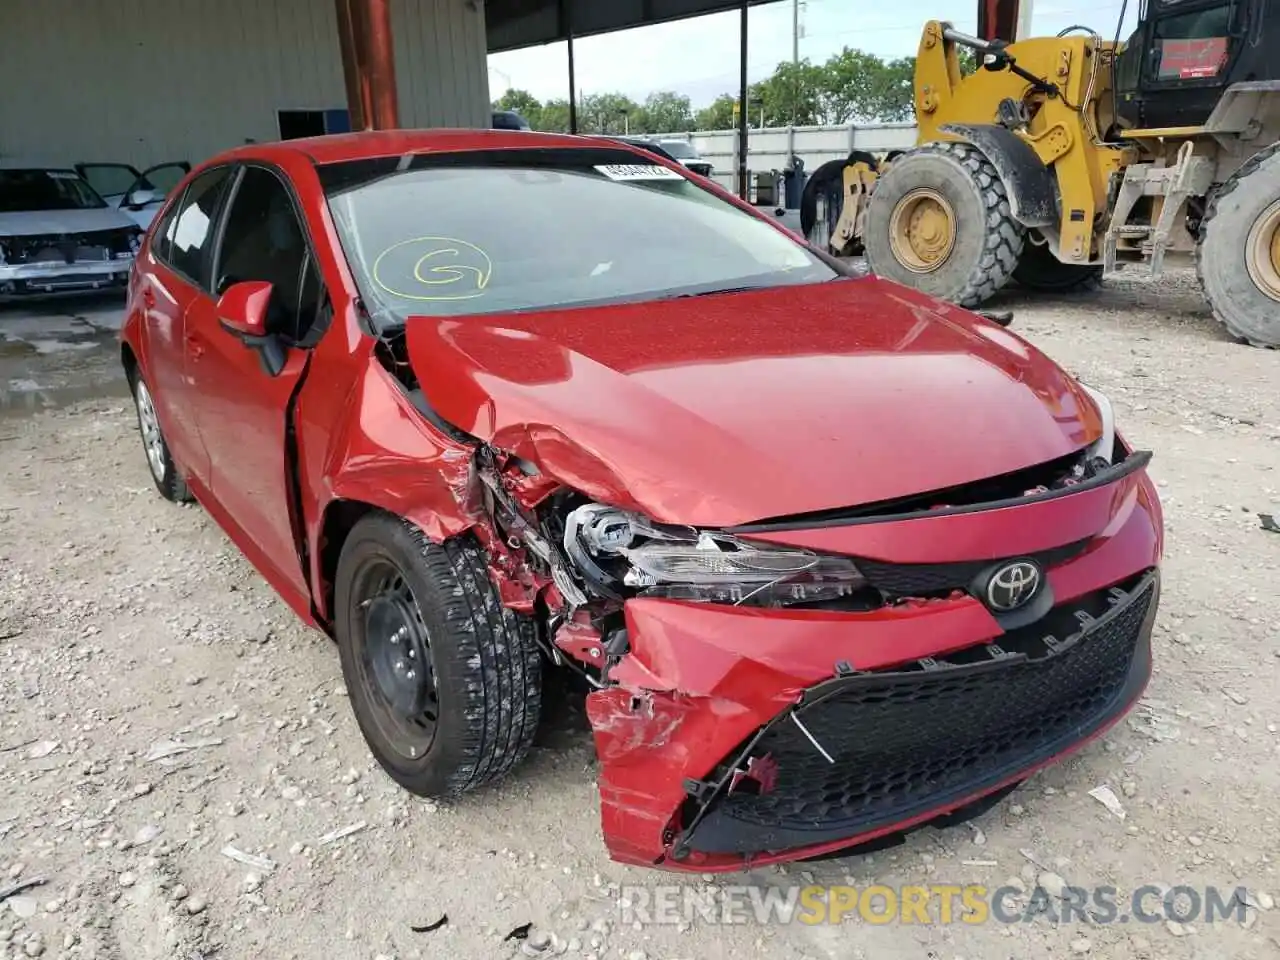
<box><xmin>75</xmin><ymin>162</ymin><xmax>143</xmax><ymax>207</ymax></box>
<box><xmin>139</xmin><ymin>165</ymin><xmax>235</xmax><ymax>487</ymax></box>
<box><xmin>120</xmin><ymin>161</ymin><xmax>192</xmax><ymax>229</ymax></box>
<box><xmin>183</xmin><ymin>163</ymin><xmax>328</xmax><ymax>608</ymax></box>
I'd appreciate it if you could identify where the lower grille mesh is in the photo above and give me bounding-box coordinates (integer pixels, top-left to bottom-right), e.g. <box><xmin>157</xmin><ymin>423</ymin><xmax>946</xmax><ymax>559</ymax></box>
<box><xmin>685</xmin><ymin>574</ymin><xmax>1156</xmax><ymax>854</ymax></box>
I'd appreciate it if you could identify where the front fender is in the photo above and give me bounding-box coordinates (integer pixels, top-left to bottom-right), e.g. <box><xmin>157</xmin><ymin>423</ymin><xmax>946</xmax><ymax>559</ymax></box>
<box><xmin>302</xmin><ymin>360</ymin><xmax>482</xmax><ymax>622</ymax></box>
<box><xmin>940</xmin><ymin>123</ymin><xmax>1058</xmax><ymax>228</ymax></box>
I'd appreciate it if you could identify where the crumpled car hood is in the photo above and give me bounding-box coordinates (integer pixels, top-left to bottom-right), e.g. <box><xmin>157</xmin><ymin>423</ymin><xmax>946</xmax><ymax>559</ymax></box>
<box><xmin>0</xmin><ymin>207</ymin><xmax>138</xmax><ymax>237</ymax></box>
<box><xmin>404</xmin><ymin>278</ymin><xmax>1103</xmax><ymax>528</ymax></box>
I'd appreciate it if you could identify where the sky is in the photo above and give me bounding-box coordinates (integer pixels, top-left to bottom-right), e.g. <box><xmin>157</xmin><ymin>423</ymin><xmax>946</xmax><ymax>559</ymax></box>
<box><xmin>487</xmin><ymin>0</ymin><xmax>1140</xmax><ymax>109</ymax></box>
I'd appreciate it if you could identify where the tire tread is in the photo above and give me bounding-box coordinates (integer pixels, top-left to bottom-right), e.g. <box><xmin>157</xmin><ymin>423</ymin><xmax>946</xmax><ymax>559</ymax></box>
<box><xmin>867</xmin><ymin>141</ymin><xmax>1025</xmax><ymax>308</ymax></box>
<box><xmin>1196</xmin><ymin>140</ymin><xmax>1280</xmax><ymax>347</ymax></box>
<box><xmin>343</xmin><ymin>515</ymin><xmax>542</xmax><ymax>797</ymax></box>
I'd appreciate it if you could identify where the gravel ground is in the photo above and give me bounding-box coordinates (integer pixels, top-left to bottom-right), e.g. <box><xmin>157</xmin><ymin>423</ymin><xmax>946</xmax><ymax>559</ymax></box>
<box><xmin>1</xmin><ymin>272</ymin><xmax>1279</xmax><ymax>960</ymax></box>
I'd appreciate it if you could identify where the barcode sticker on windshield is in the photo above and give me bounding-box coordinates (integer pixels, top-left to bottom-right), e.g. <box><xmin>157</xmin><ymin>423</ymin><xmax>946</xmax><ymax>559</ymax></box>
<box><xmin>594</xmin><ymin>164</ymin><xmax>683</xmax><ymax>182</ymax></box>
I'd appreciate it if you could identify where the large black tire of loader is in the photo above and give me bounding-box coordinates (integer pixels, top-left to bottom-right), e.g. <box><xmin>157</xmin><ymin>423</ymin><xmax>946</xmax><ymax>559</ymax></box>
<box><xmin>863</xmin><ymin>142</ymin><xmax>1025</xmax><ymax>308</ymax></box>
<box><xmin>1196</xmin><ymin>141</ymin><xmax>1280</xmax><ymax>347</ymax></box>
<box><xmin>799</xmin><ymin>158</ymin><xmax>848</xmax><ymax>244</ymax></box>
<box><xmin>1012</xmin><ymin>242</ymin><xmax>1104</xmax><ymax>292</ymax></box>
<box><xmin>799</xmin><ymin>151</ymin><xmax>879</xmax><ymax>248</ymax></box>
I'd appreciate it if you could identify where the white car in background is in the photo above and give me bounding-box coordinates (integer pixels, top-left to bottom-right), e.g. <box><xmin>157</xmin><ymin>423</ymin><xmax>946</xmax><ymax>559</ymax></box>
<box><xmin>658</xmin><ymin>139</ymin><xmax>713</xmax><ymax>178</ymax></box>
<box><xmin>0</xmin><ymin>163</ymin><xmax>145</xmax><ymax>296</ymax></box>
<box><xmin>75</xmin><ymin>161</ymin><xmax>190</xmax><ymax>229</ymax></box>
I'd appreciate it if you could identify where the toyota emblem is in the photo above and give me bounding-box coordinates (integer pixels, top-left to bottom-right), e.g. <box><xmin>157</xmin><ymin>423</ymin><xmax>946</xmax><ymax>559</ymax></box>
<box><xmin>985</xmin><ymin>560</ymin><xmax>1042</xmax><ymax>612</ymax></box>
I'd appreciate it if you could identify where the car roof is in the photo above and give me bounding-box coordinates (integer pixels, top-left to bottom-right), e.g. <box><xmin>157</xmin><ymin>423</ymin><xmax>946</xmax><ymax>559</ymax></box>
<box><xmin>0</xmin><ymin>160</ymin><xmax>78</xmax><ymax>172</ymax></box>
<box><xmin>218</xmin><ymin>129</ymin><xmax>625</xmax><ymax>167</ymax></box>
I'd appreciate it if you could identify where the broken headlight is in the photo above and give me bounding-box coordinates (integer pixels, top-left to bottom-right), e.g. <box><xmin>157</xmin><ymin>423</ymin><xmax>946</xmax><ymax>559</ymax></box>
<box><xmin>563</xmin><ymin>503</ymin><xmax>866</xmax><ymax>606</ymax></box>
<box><xmin>1078</xmin><ymin>383</ymin><xmax>1116</xmax><ymax>465</ymax></box>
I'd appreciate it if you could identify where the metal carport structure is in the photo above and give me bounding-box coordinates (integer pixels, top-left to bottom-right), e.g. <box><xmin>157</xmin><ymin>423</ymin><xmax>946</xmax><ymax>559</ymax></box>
<box><xmin>337</xmin><ymin>0</ymin><xmax>1027</xmax><ymax>198</ymax></box>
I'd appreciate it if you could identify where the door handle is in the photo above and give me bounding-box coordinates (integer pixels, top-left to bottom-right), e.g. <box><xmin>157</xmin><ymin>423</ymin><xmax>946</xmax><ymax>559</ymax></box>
<box><xmin>185</xmin><ymin>332</ymin><xmax>205</xmax><ymax>359</ymax></box>
<box><xmin>141</xmin><ymin>286</ymin><xmax>156</xmax><ymax>308</ymax></box>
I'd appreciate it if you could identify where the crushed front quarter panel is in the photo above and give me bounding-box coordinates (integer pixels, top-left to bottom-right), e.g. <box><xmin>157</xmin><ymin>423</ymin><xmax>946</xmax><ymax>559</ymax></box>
<box><xmin>588</xmin><ymin>469</ymin><xmax>1162</xmax><ymax>870</ymax></box>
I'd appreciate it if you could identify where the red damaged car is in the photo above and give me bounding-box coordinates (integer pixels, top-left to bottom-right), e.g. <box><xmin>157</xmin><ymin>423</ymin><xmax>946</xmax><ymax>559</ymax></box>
<box><xmin>120</xmin><ymin>130</ymin><xmax>1163</xmax><ymax>872</ymax></box>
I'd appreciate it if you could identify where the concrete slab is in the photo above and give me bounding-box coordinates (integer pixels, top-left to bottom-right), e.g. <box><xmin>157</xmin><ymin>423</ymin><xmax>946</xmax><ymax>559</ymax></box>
<box><xmin>0</xmin><ymin>293</ymin><xmax>127</xmax><ymax>413</ymax></box>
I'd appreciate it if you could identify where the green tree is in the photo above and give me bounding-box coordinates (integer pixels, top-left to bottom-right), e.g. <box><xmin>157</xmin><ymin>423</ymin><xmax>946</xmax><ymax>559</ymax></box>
<box><xmin>821</xmin><ymin>48</ymin><xmax>916</xmax><ymax>123</ymax></box>
<box><xmin>577</xmin><ymin>92</ymin><xmax>641</xmax><ymax>134</ymax></box>
<box><xmin>635</xmin><ymin>91</ymin><xmax>695</xmax><ymax>134</ymax></box>
<box><xmin>752</xmin><ymin>59</ymin><xmax>829</xmax><ymax>125</ymax></box>
<box><xmin>695</xmin><ymin>94</ymin><xmax>737</xmax><ymax>130</ymax></box>
<box><xmin>538</xmin><ymin>98</ymin><xmax>572</xmax><ymax>132</ymax></box>
<box><xmin>492</xmin><ymin>88</ymin><xmax>543</xmax><ymax>127</ymax></box>
<box><xmin>692</xmin><ymin>46</ymin><xmax>930</xmax><ymax>129</ymax></box>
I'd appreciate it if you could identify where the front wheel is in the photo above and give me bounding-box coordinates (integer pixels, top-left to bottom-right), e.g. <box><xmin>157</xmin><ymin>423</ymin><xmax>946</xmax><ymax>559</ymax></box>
<box><xmin>1197</xmin><ymin>142</ymin><xmax>1280</xmax><ymax>347</ymax></box>
<box><xmin>334</xmin><ymin>514</ymin><xmax>543</xmax><ymax>798</ymax></box>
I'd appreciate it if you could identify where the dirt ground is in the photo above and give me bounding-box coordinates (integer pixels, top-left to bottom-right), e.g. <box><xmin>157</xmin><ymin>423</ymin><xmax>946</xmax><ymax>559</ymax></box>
<box><xmin>1</xmin><ymin>273</ymin><xmax>1279</xmax><ymax>960</ymax></box>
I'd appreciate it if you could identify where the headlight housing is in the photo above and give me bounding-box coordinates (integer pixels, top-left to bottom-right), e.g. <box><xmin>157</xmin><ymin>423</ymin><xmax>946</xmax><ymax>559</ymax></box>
<box><xmin>563</xmin><ymin>504</ymin><xmax>867</xmax><ymax>607</ymax></box>
<box><xmin>1079</xmin><ymin>382</ymin><xmax>1116</xmax><ymax>464</ymax></box>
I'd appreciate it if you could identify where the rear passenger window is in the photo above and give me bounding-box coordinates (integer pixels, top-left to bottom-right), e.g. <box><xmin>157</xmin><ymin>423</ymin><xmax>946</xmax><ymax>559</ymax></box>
<box><xmin>149</xmin><ymin>191</ymin><xmax>184</xmax><ymax>264</ymax></box>
<box><xmin>165</xmin><ymin>167</ymin><xmax>232</xmax><ymax>288</ymax></box>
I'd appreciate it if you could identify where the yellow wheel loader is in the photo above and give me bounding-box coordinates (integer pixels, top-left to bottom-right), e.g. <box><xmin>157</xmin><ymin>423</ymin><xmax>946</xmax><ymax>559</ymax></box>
<box><xmin>803</xmin><ymin>2</ymin><xmax>1280</xmax><ymax>346</ymax></box>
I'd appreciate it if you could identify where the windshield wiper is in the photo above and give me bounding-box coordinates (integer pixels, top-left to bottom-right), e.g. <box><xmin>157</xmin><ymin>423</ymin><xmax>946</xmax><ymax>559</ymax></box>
<box><xmin>669</xmin><ymin>285</ymin><xmax>763</xmax><ymax>299</ymax></box>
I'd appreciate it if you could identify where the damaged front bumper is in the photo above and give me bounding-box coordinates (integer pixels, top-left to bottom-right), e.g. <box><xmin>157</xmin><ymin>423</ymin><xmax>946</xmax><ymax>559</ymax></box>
<box><xmin>586</xmin><ymin>465</ymin><xmax>1163</xmax><ymax>871</ymax></box>
<box><xmin>0</xmin><ymin>256</ymin><xmax>134</xmax><ymax>294</ymax></box>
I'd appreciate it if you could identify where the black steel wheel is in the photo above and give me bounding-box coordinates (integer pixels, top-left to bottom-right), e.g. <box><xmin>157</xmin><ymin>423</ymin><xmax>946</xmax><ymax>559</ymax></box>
<box><xmin>348</xmin><ymin>558</ymin><xmax>441</xmax><ymax>761</ymax></box>
<box><xmin>334</xmin><ymin>513</ymin><xmax>542</xmax><ymax>797</ymax></box>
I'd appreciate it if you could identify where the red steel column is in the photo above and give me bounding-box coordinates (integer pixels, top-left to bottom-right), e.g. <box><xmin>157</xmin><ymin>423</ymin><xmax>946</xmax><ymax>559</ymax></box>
<box><xmin>335</xmin><ymin>0</ymin><xmax>399</xmax><ymax>130</ymax></box>
<box><xmin>977</xmin><ymin>0</ymin><xmax>1021</xmax><ymax>42</ymax></box>
<box><xmin>335</xmin><ymin>0</ymin><xmax>370</xmax><ymax>130</ymax></box>
<box><xmin>364</xmin><ymin>0</ymin><xmax>400</xmax><ymax>129</ymax></box>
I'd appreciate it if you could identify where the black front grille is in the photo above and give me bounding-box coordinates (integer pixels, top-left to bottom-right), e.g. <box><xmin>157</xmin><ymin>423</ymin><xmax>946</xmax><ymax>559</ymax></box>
<box><xmin>5</xmin><ymin>228</ymin><xmax>132</xmax><ymax>264</ymax></box>
<box><xmin>857</xmin><ymin>540</ymin><xmax>1090</xmax><ymax>596</ymax></box>
<box><xmin>681</xmin><ymin>572</ymin><xmax>1158</xmax><ymax>855</ymax></box>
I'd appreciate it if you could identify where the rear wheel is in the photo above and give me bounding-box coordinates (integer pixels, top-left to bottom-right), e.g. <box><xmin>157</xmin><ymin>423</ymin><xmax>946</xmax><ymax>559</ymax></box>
<box><xmin>131</xmin><ymin>375</ymin><xmax>192</xmax><ymax>503</ymax></box>
<box><xmin>334</xmin><ymin>514</ymin><xmax>542</xmax><ymax>798</ymax></box>
<box><xmin>1197</xmin><ymin>142</ymin><xmax>1280</xmax><ymax>347</ymax></box>
<box><xmin>864</xmin><ymin>142</ymin><xmax>1024</xmax><ymax>307</ymax></box>
<box><xmin>1012</xmin><ymin>241</ymin><xmax>1103</xmax><ymax>292</ymax></box>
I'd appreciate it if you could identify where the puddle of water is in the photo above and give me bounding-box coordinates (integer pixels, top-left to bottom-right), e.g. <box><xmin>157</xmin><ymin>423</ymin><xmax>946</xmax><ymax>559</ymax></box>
<box><xmin>28</xmin><ymin>338</ymin><xmax>104</xmax><ymax>355</ymax></box>
<box><xmin>0</xmin><ymin>377</ymin><xmax>131</xmax><ymax>419</ymax></box>
<box><xmin>0</xmin><ymin>339</ymin><xmax>37</xmax><ymax>358</ymax></box>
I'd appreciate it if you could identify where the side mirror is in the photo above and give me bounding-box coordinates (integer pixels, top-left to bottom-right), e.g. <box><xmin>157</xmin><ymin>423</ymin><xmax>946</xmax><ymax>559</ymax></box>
<box><xmin>217</xmin><ymin>280</ymin><xmax>287</xmax><ymax>376</ymax></box>
<box><xmin>217</xmin><ymin>280</ymin><xmax>273</xmax><ymax>338</ymax></box>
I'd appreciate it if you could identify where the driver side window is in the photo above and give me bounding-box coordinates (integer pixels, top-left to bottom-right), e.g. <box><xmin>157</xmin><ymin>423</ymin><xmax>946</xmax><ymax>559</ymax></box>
<box><xmin>215</xmin><ymin>166</ymin><xmax>326</xmax><ymax>345</ymax></box>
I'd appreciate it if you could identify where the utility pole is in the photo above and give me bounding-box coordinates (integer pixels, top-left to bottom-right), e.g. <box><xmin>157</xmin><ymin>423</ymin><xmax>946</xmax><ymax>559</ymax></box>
<box><xmin>792</xmin><ymin>0</ymin><xmax>799</xmax><ymax>67</ymax></box>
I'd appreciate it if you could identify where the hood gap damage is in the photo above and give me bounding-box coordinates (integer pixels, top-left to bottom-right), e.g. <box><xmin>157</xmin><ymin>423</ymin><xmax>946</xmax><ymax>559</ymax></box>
<box><xmin>371</xmin><ymin>323</ymin><xmax>1158</xmax><ymax>869</ymax></box>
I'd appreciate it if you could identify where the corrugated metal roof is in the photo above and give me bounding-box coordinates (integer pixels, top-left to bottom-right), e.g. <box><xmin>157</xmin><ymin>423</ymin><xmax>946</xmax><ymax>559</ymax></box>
<box><xmin>487</xmin><ymin>0</ymin><xmax>775</xmax><ymax>53</ymax></box>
